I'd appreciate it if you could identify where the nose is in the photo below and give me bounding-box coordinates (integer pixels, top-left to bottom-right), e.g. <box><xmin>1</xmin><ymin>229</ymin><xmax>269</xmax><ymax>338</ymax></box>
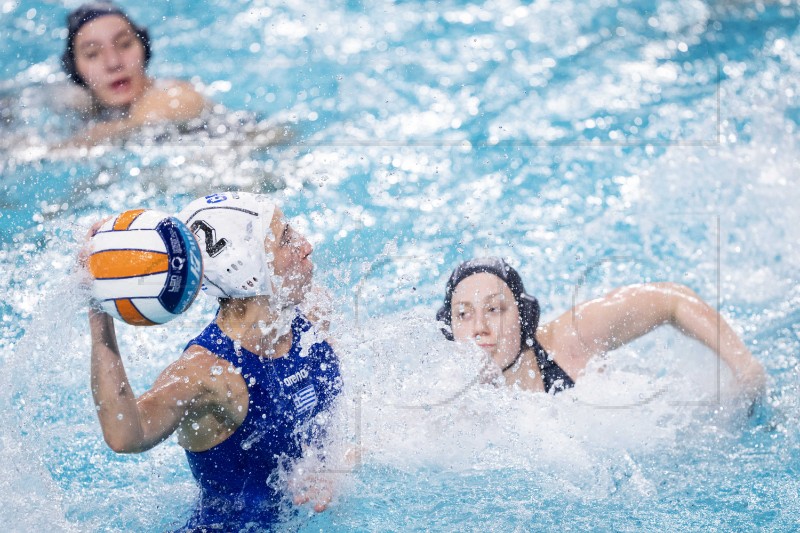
<box><xmin>297</xmin><ymin>234</ymin><xmax>313</xmax><ymax>258</ymax></box>
<box><xmin>104</xmin><ymin>49</ymin><xmax>123</xmax><ymax>70</ymax></box>
<box><xmin>473</xmin><ymin>311</ymin><xmax>490</xmax><ymax>338</ymax></box>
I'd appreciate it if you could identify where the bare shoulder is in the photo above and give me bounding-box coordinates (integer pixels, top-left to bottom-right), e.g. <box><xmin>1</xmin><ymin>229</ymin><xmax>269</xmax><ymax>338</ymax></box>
<box><xmin>153</xmin><ymin>79</ymin><xmax>204</xmax><ymax>99</ymax></box>
<box><xmin>133</xmin><ymin>79</ymin><xmax>206</xmax><ymax>123</ymax></box>
<box><xmin>154</xmin><ymin>344</ymin><xmax>246</xmax><ymax>401</ymax></box>
<box><xmin>175</xmin><ymin>344</ymin><xmax>226</xmax><ymax>372</ymax></box>
<box><xmin>537</xmin><ymin>311</ymin><xmax>590</xmax><ymax>374</ymax></box>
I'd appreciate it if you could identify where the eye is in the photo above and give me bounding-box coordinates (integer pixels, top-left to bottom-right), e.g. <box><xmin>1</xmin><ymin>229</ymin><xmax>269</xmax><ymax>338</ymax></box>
<box><xmin>279</xmin><ymin>225</ymin><xmax>291</xmax><ymax>247</ymax></box>
<box><xmin>487</xmin><ymin>303</ymin><xmax>506</xmax><ymax>314</ymax></box>
<box><xmin>118</xmin><ymin>37</ymin><xmax>134</xmax><ymax>49</ymax></box>
<box><xmin>454</xmin><ymin>306</ymin><xmax>470</xmax><ymax>320</ymax></box>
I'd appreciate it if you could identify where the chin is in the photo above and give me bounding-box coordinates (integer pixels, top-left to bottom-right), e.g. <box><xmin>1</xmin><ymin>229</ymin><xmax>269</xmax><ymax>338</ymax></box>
<box><xmin>95</xmin><ymin>92</ymin><xmax>134</xmax><ymax>109</ymax></box>
<box><xmin>100</xmin><ymin>80</ymin><xmax>147</xmax><ymax>108</ymax></box>
<box><xmin>285</xmin><ymin>282</ymin><xmax>311</xmax><ymax>306</ymax></box>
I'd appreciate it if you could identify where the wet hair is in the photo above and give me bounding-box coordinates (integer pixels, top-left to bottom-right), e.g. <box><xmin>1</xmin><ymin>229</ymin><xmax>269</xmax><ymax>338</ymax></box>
<box><xmin>61</xmin><ymin>1</ymin><xmax>151</xmax><ymax>87</ymax></box>
<box><xmin>436</xmin><ymin>257</ymin><xmax>541</xmax><ymax>351</ymax></box>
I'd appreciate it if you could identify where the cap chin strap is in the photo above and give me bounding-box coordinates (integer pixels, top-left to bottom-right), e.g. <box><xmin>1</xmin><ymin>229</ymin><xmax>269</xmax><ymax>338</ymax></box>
<box><xmin>501</xmin><ymin>350</ymin><xmax>524</xmax><ymax>373</ymax></box>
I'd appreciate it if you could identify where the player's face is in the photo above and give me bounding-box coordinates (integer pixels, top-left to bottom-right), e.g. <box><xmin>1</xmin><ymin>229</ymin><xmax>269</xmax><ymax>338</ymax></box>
<box><xmin>450</xmin><ymin>273</ymin><xmax>522</xmax><ymax>370</ymax></box>
<box><xmin>268</xmin><ymin>208</ymin><xmax>313</xmax><ymax>304</ymax></box>
<box><xmin>73</xmin><ymin>15</ymin><xmax>148</xmax><ymax>108</ymax></box>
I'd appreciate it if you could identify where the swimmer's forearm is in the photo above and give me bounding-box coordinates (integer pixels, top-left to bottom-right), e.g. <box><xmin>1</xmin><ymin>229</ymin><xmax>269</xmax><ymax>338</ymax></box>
<box><xmin>89</xmin><ymin>310</ymin><xmax>147</xmax><ymax>453</ymax></box>
<box><xmin>670</xmin><ymin>288</ymin><xmax>766</xmax><ymax>395</ymax></box>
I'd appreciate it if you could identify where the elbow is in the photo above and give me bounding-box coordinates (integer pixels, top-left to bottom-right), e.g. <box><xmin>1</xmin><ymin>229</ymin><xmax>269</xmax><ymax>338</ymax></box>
<box><xmin>652</xmin><ymin>282</ymin><xmax>702</xmax><ymax>324</ymax></box>
<box><xmin>103</xmin><ymin>433</ymin><xmax>145</xmax><ymax>454</ymax></box>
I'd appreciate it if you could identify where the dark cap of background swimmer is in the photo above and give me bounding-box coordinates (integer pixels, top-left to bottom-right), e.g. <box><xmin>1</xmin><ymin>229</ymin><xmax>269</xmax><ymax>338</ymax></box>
<box><xmin>61</xmin><ymin>1</ymin><xmax>152</xmax><ymax>87</ymax></box>
<box><xmin>436</xmin><ymin>257</ymin><xmax>541</xmax><ymax>349</ymax></box>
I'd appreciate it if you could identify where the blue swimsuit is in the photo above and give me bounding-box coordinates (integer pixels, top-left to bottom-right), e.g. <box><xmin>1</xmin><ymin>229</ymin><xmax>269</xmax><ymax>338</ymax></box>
<box><xmin>181</xmin><ymin>312</ymin><xmax>342</xmax><ymax>530</ymax></box>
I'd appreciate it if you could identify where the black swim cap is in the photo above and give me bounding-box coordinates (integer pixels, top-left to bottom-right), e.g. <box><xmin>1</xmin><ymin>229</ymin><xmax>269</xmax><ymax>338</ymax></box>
<box><xmin>61</xmin><ymin>1</ymin><xmax>152</xmax><ymax>87</ymax></box>
<box><xmin>436</xmin><ymin>257</ymin><xmax>541</xmax><ymax>350</ymax></box>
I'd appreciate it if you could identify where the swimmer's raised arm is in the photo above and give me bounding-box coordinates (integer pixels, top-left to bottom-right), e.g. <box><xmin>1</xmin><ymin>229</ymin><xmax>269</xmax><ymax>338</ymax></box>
<box><xmin>88</xmin><ymin>311</ymin><xmax>223</xmax><ymax>453</ymax></box>
<box><xmin>82</xmin><ymin>218</ymin><xmax>234</xmax><ymax>454</ymax></box>
<box><xmin>546</xmin><ymin>282</ymin><xmax>766</xmax><ymax>396</ymax></box>
<box><xmin>88</xmin><ymin>308</ymin><xmax>161</xmax><ymax>452</ymax></box>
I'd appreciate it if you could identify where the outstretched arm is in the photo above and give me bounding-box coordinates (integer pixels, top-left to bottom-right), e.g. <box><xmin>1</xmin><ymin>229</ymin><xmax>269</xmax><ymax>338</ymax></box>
<box><xmin>552</xmin><ymin>282</ymin><xmax>766</xmax><ymax>397</ymax></box>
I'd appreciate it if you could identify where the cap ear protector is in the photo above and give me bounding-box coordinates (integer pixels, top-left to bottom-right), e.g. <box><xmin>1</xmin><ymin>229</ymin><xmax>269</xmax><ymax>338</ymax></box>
<box><xmin>178</xmin><ymin>192</ymin><xmax>277</xmax><ymax>300</ymax></box>
<box><xmin>62</xmin><ymin>2</ymin><xmax>152</xmax><ymax>88</ymax></box>
<box><xmin>518</xmin><ymin>293</ymin><xmax>541</xmax><ymax>350</ymax></box>
<box><xmin>435</xmin><ymin>303</ymin><xmax>453</xmax><ymax>340</ymax></box>
<box><xmin>436</xmin><ymin>257</ymin><xmax>541</xmax><ymax>350</ymax></box>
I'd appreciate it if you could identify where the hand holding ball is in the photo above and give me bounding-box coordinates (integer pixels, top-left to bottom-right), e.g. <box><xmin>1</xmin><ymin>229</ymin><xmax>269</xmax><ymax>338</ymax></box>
<box><xmin>87</xmin><ymin>209</ymin><xmax>203</xmax><ymax>325</ymax></box>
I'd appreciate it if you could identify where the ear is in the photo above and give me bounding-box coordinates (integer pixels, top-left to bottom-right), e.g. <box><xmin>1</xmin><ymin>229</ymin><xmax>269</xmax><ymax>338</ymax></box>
<box><xmin>435</xmin><ymin>305</ymin><xmax>454</xmax><ymax>341</ymax></box>
<box><xmin>62</xmin><ymin>46</ymin><xmax>87</xmax><ymax>87</ymax></box>
<box><xmin>136</xmin><ymin>27</ymin><xmax>152</xmax><ymax>65</ymax></box>
<box><xmin>519</xmin><ymin>293</ymin><xmax>540</xmax><ymax>333</ymax></box>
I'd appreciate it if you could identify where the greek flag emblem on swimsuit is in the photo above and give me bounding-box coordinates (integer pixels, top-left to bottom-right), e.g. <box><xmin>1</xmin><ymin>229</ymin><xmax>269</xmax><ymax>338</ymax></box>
<box><xmin>293</xmin><ymin>384</ymin><xmax>318</xmax><ymax>413</ymax></box>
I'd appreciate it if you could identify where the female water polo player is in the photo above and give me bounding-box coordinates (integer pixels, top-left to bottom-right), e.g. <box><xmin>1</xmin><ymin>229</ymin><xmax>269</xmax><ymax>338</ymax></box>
<box><xmin>437</xmin><ymin>257</ymin><xmax>766</xmax><ymax>399</ymax></box>
<box><xmin>85</xmin><ymin>193</ymin><xmax>342</xmax><ymax>529</ymax></box>
<box><xmin>62</xmin><ymin>1</ymin><xmax>205</xmax><ymax>145</ymax></box>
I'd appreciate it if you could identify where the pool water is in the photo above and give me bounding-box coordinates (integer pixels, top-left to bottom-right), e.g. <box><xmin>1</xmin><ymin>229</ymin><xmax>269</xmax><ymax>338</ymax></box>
<box><xmin>2</xmin><ymin>0</ymin><xmax>799</xmax><ymax>531</ymax></box>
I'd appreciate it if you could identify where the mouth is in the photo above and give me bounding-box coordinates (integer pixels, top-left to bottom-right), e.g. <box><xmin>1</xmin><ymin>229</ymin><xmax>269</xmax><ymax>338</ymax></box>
<box><xmin>301</xmin><ymin>254</ymin><xmax>314</xmax><ymax>275</ymax></box>
<box><xmin>109</xmin><ymin>77</ymin><xmax>132</xmax><ymax>93</ymax></box>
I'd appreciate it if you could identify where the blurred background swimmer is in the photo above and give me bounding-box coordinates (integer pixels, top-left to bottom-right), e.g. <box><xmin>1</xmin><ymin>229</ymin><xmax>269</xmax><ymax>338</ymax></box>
<box><xmin>82</xmin><ymin>193</ymin><xmax>342</xmax><ymax>529</ymax></box>
<box><xmin>437</xmin><ymin>258</ymin><xmax>766</xmax><ymax>404</ymax></box>
<box><xmin>60</xmin><ymin>1</ymin><xmax>206</xmax><ymax>146</ymax></box>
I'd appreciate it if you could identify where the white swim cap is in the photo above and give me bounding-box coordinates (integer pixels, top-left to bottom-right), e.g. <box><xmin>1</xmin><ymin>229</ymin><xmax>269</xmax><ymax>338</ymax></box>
<box><xmin>178</xmin><ymin>192</ymin><xmax>277</xmax><ymax>299</ymax></box>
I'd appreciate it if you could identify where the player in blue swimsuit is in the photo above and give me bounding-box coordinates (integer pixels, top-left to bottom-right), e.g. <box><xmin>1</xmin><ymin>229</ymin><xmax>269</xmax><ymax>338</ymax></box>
<box><xmin>437</xmin><ymin>257</ymin><xmax>765</xmax><ymax>400</ymax></box>
<box><xmin>86</xmin><ymin>192</ymin><xmax>341</xmax><ymax>529</ymax></box>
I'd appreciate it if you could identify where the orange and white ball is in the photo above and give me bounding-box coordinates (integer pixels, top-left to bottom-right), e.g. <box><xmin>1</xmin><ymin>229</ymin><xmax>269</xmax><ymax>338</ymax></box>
<box><xmin>88</xmin><ymin>209</ymin><xmax>203</xmax><ymax>325</ymax></box>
